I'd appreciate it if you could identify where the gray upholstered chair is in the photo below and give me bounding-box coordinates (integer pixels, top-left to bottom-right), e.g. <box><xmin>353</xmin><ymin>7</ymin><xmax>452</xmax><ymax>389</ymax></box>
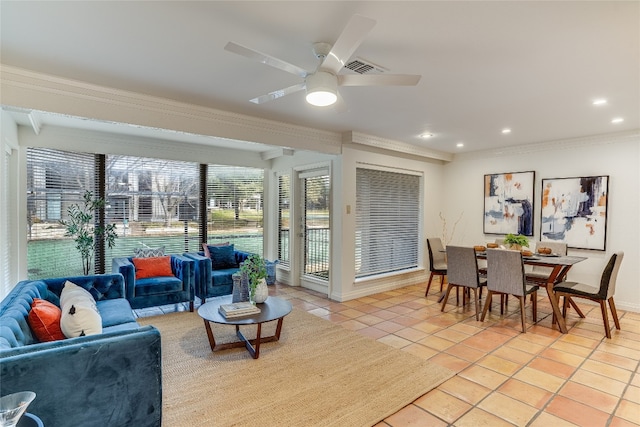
<box><xmin>481</xmin><ymin>249</ymin><xmax>539</xmax><ymax>333</ymax></box>
<box><xmin>554</xmin><ymin>252</ymin><xmax>624</xmax><ymax>338</ymax></box>
<box><xmin>441</xmin><ymin>246</ymin><xmax>487</xmax><ymax>320</ymax></box>
<box><xmin>425</xmin><ymin>238</ymin><xmax>447</xmax><ymax>296</ymax></box>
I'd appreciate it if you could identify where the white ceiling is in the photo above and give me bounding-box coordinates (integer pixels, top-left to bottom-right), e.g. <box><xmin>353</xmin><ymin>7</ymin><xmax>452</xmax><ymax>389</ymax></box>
<box><xmin>1</xmin><ymin>1</ymin><xmax>638</xmax><ymax>154</ymax></box>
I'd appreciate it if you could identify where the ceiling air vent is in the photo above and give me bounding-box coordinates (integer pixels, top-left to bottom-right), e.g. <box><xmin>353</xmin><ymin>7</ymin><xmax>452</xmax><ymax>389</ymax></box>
<box><xmin>343</xmin><ymin>57</ymin><xmax>387</xmax><ymax>75</ymax></box>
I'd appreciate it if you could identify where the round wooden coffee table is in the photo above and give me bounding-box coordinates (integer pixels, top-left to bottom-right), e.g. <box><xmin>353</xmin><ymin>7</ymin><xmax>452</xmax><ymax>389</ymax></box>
<box><xmin>197</xmin><ymin>295</ymin><xmax>292</xmax><ymax>359</ymax></box>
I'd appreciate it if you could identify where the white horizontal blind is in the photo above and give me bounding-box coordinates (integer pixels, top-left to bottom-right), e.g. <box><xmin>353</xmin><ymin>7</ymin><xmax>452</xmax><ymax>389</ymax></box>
<box><xmin>26</xmin><ymin>148</ymin><xmax>96</xmax><ymax>278</ymax></box>
<box><xmin>104</xmin><ymin>155</ymin><xmax>201</xmax><ymax>266</ymax></box>
<box><xmin>355</xmin><ymin>167</ymin><xmax>420</xmax><ymax>278</ymax></box>
<box><xmin>1</xmin><ymin>147</ymin><xmax>13</xmax><ymax>296</ymax></box>
<box><xmin>278</xmin><ymin>173</ymin><xmax>291</xmax><ymax>267</ymax></box>
<box><xmin>206</xmin><ymin>165</ymin><xmax>264</xmax><ymax>255</ymax></box>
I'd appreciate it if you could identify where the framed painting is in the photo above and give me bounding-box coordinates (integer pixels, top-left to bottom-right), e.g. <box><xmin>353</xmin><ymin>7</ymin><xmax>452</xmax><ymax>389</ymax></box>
<box><xmin>483</xmin><ymin>171</ymin><xmax>535</xmax><ymax>236</ymax></box>
<box><xmin>540</xmin><ymin>175</ymin><xmax>609</xmax><ymax>251</ymax></box>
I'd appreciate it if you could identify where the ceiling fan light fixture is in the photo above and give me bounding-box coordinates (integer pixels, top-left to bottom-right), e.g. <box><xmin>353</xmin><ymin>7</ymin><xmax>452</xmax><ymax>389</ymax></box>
<box><xmin>305</xmin><ymin>71</ymin><xmax>338</xmax><ymax>107</ymax></box>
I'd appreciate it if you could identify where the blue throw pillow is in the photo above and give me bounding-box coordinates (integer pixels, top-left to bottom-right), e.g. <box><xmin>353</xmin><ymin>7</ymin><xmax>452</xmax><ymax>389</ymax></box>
<box><xmin>209</xmin><ymin>244</ymin><xmax>236</xmax><ymax>270</ymax></box>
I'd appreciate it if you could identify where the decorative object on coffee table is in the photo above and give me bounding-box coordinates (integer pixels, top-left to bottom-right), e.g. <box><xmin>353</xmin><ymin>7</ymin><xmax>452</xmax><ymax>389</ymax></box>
<box><xmin>231</xmin><ymin>272</ymin><xmax>249</xmax><ymax>303</ymax></box>
<box><xmin>240</xmin><ymin>254</ymin><xmax>268</xmax><ymax>304</ymax></box>
<box><xmin>0</xmin><ymin>391</ymin><xmax>36</xmax><ymax>427</ymax></box>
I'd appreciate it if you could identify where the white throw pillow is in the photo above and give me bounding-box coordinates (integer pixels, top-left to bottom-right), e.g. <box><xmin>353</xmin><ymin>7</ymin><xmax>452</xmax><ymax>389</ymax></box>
<box><xmin>60</xmin><ymin>280</ymin><xmax>102</xmax><ymax>338</ymax></box>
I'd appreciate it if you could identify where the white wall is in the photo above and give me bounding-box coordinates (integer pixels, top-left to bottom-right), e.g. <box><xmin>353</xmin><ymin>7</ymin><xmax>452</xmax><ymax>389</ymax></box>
<box><xmin>442</xmin><ymin>132</ymin><xmax>639</xmax><ymax>312</ymax></box>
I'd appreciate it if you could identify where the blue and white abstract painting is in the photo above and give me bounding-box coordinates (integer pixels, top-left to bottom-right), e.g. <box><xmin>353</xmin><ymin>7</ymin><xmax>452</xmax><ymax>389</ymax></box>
<box><xmin>540</xmin><ymin>176</ymin><xmax>608</xmax><ymax>250</ymax></box>
<box><xmin>484</xmin><ymin>171</ymin><xmax>535</xmax><ymax>236</ymax></box>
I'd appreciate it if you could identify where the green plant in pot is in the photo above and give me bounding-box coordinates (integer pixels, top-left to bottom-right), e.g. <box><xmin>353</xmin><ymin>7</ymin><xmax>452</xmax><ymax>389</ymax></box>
<box><xmin>60</xmin><ymin>190</ymin><xmax>118</xmax><ymax>275</ymax></box>
<box><xmin>239</xmin><ymin>254</ymin><xmax>268</xmax><ymax>303</ymax></box>
<box><xmin>503</xmin><ymin>233</ymin><xmax>529</xmax><ymax>250</ymax></box>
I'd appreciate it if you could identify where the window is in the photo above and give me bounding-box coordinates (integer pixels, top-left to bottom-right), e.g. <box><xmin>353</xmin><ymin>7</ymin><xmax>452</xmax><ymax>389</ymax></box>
<box><xmin>104</xmin><ymin>155</ymin><xmax>201</xmax><ymax>266</ymax></box>
<box><xmin>206</xmin><ymin>165</ymin><xmax>264</xmax><ymax>254</ymax></box>
<box><xmin>277</xmin><ymin>174</ymin><xmax>290</xmax><ymax>267</ymax></box>
<box><xmin>355</xmin><ymin>167</ymin><xmax>420</xmax><ymax>278</ymax></box>
<box><xmin>26</xmin><ymin>148</ymin><xmax>96</xmax><ymax>278</ymax></box>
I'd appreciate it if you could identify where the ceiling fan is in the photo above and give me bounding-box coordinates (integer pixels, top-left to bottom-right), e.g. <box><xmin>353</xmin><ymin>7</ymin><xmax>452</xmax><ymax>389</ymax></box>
<box><xmin>224</xmin><ymin>14</ymin><xmax>421</xmax><ymax>107</ymax></box>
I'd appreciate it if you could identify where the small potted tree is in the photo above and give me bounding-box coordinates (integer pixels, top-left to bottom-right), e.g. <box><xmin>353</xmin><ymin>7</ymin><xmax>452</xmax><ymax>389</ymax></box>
<box><xmin>60</xmin><ymin>190</ymin><xmax>118</xmax><ymax>275</ymax></box>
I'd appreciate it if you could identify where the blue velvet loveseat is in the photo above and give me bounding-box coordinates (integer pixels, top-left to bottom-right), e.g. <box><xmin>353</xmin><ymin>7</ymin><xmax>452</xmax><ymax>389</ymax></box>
<box><xmin>112</xmin><ymin>254</ymin><xmax>195</xmax><ymax>311</ymax></box>
<box><xmin>0</xmin><ymin>274</ymin><xmax>162</xmax><ymax>427</ymax></box>
<box><xmin>184</xmin><ymin>245</ymin><xmax>251</xmax><ymax>303</ymax></box>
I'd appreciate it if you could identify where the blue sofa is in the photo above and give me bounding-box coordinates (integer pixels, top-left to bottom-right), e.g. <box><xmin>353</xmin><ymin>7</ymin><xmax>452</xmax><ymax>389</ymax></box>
<box><xmin>112</xmin><ymin>254</ymin><xmax>195</xmax><ymax>311</ymax></box>
<box><xmin>0</xmin><ymin>274</ymin><xmax>162</xmax><ymax>427</ymax></box>
<box><xmin>184</xmin><ymin>249</ymin><xmax>251</xmax><ymax>302</ymax></box>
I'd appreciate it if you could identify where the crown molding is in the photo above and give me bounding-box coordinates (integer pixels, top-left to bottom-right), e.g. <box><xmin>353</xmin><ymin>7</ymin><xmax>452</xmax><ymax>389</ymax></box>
<box><xmin>1</xmin><ymin>64</ymin><xmax>342</xmax><ymax>154</ymax></box>
<box><xmin>454</xmin><ymin>130</ymin><xmax>640</xmax><ymax>160</ymax></box>
<box><xmin>343</xmin><ymin>131</ymin><xmax>453</xmax><ymax>162</ymax></box>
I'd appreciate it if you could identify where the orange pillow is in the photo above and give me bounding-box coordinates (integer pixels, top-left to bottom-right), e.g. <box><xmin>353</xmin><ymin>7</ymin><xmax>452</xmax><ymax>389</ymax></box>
<box><xmin>28</xmin><ymin>298</ymin><xmax>66</xmax><ymax>342</ymax></box>
<box><xmin>133</xmin><ymin>256</ymin><xmax>174</xmax><ymax>279</ymax></box>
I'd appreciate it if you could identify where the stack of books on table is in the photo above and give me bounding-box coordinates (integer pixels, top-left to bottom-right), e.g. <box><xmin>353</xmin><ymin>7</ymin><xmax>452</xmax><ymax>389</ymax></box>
<box><xmin>218</xmin><ymin>301</ymin><xmax>261</xmax><ymax>318</ymax></box>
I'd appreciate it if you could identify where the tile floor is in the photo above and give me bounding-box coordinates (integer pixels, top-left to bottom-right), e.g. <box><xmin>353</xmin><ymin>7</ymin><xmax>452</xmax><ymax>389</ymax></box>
<box><xmin>136</xmin><ymin>279</ymin><xmax>640</xmax><ymax>427</ymax></box>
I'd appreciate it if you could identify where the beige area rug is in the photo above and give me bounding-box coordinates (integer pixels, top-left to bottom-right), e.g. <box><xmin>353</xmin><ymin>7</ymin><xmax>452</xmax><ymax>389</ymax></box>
<box><xmin>138</xmin><ymin>308</ymin><xmax>454</xmax><ymax>427</ymax></box>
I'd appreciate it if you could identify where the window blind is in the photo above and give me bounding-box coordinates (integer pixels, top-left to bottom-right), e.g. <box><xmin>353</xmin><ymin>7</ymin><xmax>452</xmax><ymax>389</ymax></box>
<box><xmin>277</xmin><ymin>174</ymin><xmax>291</xmax><ymax>267</ymax></box>
<box><xmin>1</xmin><ymin>147</ymin><xmax>12</xmax><ymax>296</ymax></box>
<box><xmin>355</xmin><ymin>167</ymin><xmax>420</xmax><ymax>278</ymax></box>
<box><xmin>206</xmin><ymin>165</ymin><xmax>264</xmax><ymax>255</ymax></box>
<box><xmin>26</xmin><ymin>148</ymin><xmax>96</xmax><ymax>278</ymax></box>
<box><xmin>104</xmin><ymin>155</ymin><xmax>201</xmax><ymax>267</ymax></box>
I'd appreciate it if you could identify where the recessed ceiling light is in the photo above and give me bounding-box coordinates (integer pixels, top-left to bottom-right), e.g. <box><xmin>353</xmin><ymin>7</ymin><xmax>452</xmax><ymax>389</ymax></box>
<box><xmin>501</xmin><ymin>128</ymin><xmax>511</xmax><ymax>134</ymax></box>
<box><xmin>592</xmin><ymin>99</ymin><xmax>608</xmax><ymax>106</ymax></box>
<box><xmin>611</xmin><ymin>117</ymin><xmax>624</xmax><ymax>124</ymax></box>
<box><xmin>419</xmin><ymin>133</ymin><xmax>434</xmax><ymax>139</ymax></box>
<box><xmin>456</xmin><ymin>143</ymin><xmax>464</xmax><ymax>148</ymax></box>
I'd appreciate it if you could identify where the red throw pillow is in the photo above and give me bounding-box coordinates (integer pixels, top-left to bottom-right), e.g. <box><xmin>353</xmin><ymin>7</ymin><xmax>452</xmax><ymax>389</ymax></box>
<box><xmin>132</xmin><ymin>256</ymin><xmax>174</xmax><ymax>279</ymax></box>
<box><xmin>28</xmin><ymin>298</ymin><xmax>66</xmax><ymax>342</ymax></box>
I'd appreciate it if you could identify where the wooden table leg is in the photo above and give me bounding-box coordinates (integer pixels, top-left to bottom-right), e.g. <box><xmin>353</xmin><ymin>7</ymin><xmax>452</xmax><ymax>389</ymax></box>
<box><xmin>544</xmin><ymin>264</ymin><xmax>569</xmax><ymax>333</ymax></box>
<box><xmin>203</xmin><ymin>319</ymin><xmax>217</xmax><ymax>351</ymax></box>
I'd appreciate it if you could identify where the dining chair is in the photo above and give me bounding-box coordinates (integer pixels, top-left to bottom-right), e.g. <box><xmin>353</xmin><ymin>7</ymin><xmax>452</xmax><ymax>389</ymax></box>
<box><xmin>481</xmin><ymin>249</ymin><xmax>539</xmax><ymax>333</ymax></box>
<box><xmin>425</xmin><ymin>238</ymin><xmax>447</xmax><ymax>296</ymax></box>
<box><xmin>527</xmin><ymin>241</ymin><xmax>568</xmax><ymax>283</ymax></box>
<box><xmin>554</xmin><ymin>252</ymin><xmax>624</xmax><ymax>338</ymax></box>
<box><xmin>441</xmin><ymin>246</ymin><xmax>487</xmax><ymax>320</ymax></box>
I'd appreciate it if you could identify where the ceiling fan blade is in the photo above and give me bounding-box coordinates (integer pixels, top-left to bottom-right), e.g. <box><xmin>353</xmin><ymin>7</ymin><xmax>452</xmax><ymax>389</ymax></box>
<box><xmin>338</xmin><ymin>74</ymin><xmax>422</xmax><ymax>87</ymax></box>
<box><xmin>320</xmin><ymin>15</ymin><xmax>376</xmax><ymax>74</ymax></box>
<box><xmin>225</xmin><ymin>42</ymin><xmax>309</xmax><ymax>78</ymax></box>
<box><xmin>249</xmin><ymin>83</ymin><xmax>306</xmax><ymax>104</ymax></box>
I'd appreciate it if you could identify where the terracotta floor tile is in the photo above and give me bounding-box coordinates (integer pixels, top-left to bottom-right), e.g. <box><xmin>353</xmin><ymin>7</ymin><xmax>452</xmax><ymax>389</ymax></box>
<box><xmin>477</xmin><ymin>391</ymin><xmax>539</xmax><ymax>426</ymax></box>
<box><xmin>401</xmin><ymin>343</ymin><xmax>439</xmax><ymax>359</ymax></box>
<box><xmin>590</xmin><ymin>349</ymin><xmax>639</xmax><ymax>371</ymax></box>
<box><xmin>458</xmin><ymin>364</ymin><xmax>509</xmax><ymax>390</ymax></box>
<box><xmin>491</xmin><ymin>344</ymin><xmax>536</xmax><ymax>365</ymax></box>
<box><xmin>414</xmin><ymin>389</ymin><xmax>472</xmax><ymax>423</ymax></box>
<box><xmin>581</xmin><ymin>359</ymin><xmax>634</xmax><ymax>383</ymax></box>
<box><xmin>558</xmin><ymin>381</ymin><xmax>619</xmax><ymax>413</ymax></box>
<box><xmin>408</xmin><ymin>321</ymin><xmax>442</xmax><ymax>334</ymax></box>
<box><xmin>438</xmin><ymin>376</ymin><xmax>491</xmax><ymax>405</ymax></box>
<box><xmin>545</xmin><ymin>395</ymin><xmax>611</xmax><ymax>426</ymax></box>
<box><xmin>460</xmin><ymin>330</ymin><xmax>512</xmax><ymax>352</ymax></box>
<box><xmin>428</xmin><ymin>352</ymin><xmax>472</xmax><ymax>372</ymax></box>
<box><xmin>377</xmin><ymin>334</ymin><xmax>413</xmax><ymax>349</ymax></box>
<box><xmin>452</xmin><ymin>407</ymin><xmax>514</xmax><ymax>427</ymax></box>
<box><xmin>444</xmin><ymin>343</ymin><xmax>487</xmax><ymax>363</ymax></box>
<box><xmin>320</xmin><ymin>312</ymin><xmax>352</xmax><ymax>323</ymax></box>
<box><xmin>498</xmin><ymin>378</ymin><xmax>553</xmax><ymax>409</ymax></box>
<box><xmin>624</xmin><ymin>385</ymin><xmax>640</xmax><ymax>405</ymax></box>
<box><xmin>571</xmin><ymin>369</ymin><xmax>627</xmax><ymax>396</ymax></box>
<box><xmin>550</xmin><ymin>340</ymin><xmax>594</xmax><ymax>357</ymax></box>
<box><xmin>615</xmin><ymin>399</ymin><xmax>640</xmax><ymax>424</ymax></box>
<box><xmin>434</xmin><ymin>328</ymin><xmax>472</xmax><ymax>343</ymax></box>
<box><xmin>391</xmin><ymin>315</ymin><xmax>424</xmax><ymax>327</ymax></box>
<box><xmin>527</xmin><ymin>356</ymin><xmax>576</xmax><ymax>379</ymax></box>
<box><xmin>356</xmin><ymin>313</ymin><xmax>386</xmax><ymax>325</ymax></box>
<box><xmin>632</xmin><ymin>373</ymin><xmax>640</xmax><ymax>387</ymax></box>
<box><xmin>598</xmin><ymin>341</ymin><xmax>640</xmax><ymax>360</ymax></box>
<box><xmin>418</xmin><ymin>335</ymin><xmax>456</xmax><ymax>351</ymax></box>
<box><xmin>338</xmin><ymin>308</ymin><xmax>367</xmax><ymax>318</ymax></box>
<box><xmin>513</xmin><ymin>366</ymin><xmax>566</xmax><ymax>392</ymax></box>
<box><xmin>383</xmin><ymin>403</ymin><xmax>448</xmax><ymax>427</ymax></box>
<box><xmin>357</xmin><ymin>326</ymin><xmax>388</xmax><ymax>340</ymax></box>
<box><xmin>338</xmin><ymin>319</ymin><xmax>368</xmax><ymax>331</ymax></box>
<box><xmin>538</xmin><ymin>347</ymin><xmax>585</xmax><ymax>367</ymax></box>
<box><xmin>504</xmin><ymin>337</ymin><xmax>546</xmax><ymax>355</ymax></box>
<box><xmin>557</xmin><ymin>332</ymin><xmax>601</xmax><ymax>349</ymax></box>
<box><xmin>393</xmin><ymin>326</ymin><xmax>429</xmax><ymax>342</ymax></box>
<box><xmin>528</xmin><ymin>411</ymin><xmax>581</xmax><ymax>427</ymax></box>
<box><xmin>477</xmin><ymin>354</ymin><xmax>521</xmax><ymax>376</ymax></box>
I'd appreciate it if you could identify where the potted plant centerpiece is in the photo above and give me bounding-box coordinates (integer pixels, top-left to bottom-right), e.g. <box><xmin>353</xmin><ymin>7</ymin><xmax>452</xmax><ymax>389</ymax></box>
<box><xmin>240</xmin><ymin>254</ymin><xmax>268</xmax><ymax>304</ymax></box>
<box><xmin>503</xmin><ymin>233</ymin><xmax>530</xmax><ymax>251</ymax></box>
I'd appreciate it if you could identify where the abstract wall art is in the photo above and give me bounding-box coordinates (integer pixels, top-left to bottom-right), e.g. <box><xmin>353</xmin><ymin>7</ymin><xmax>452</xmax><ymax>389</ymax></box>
<box><xmin>540</xmin><ymin>175</ymin><xmax>609</xmax><ymax>250</ymax></box>
<box><xmin>483</xmin><ymin>171</ymin><xmax>535</xmax><ymax>236</ymax></box>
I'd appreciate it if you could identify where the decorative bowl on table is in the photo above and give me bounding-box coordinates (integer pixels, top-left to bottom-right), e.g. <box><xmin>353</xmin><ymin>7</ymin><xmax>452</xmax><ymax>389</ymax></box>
<box><xmin>0</xmin><ymin>391</ymin><xmax>36</xmax><ymax>427</ymax></box>
<box><xmin>486</xmin><ymin>243</ymin><xmax>499</xmax><ymax>249</ymax></box>
<box><xmin>521</xmin><ymin>250</ymin><xmax>533</xmax><ymax>257</ymax></box>
<box><xmin>537</xmin><ymin>247</ymin><xmax>552</xmax><ymax>255</ymax></box>
<box><xmin>473</xmin><ymin>245</ymin><xmax>486</xmax><ymax>252</ymax></box>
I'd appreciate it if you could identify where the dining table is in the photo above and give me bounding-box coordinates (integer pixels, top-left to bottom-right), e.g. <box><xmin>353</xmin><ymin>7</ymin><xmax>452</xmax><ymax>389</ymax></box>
<box><xmin>475</xmin><ymin>251</ymin><xmax>587</xmax><ymax>333</ymax></box>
